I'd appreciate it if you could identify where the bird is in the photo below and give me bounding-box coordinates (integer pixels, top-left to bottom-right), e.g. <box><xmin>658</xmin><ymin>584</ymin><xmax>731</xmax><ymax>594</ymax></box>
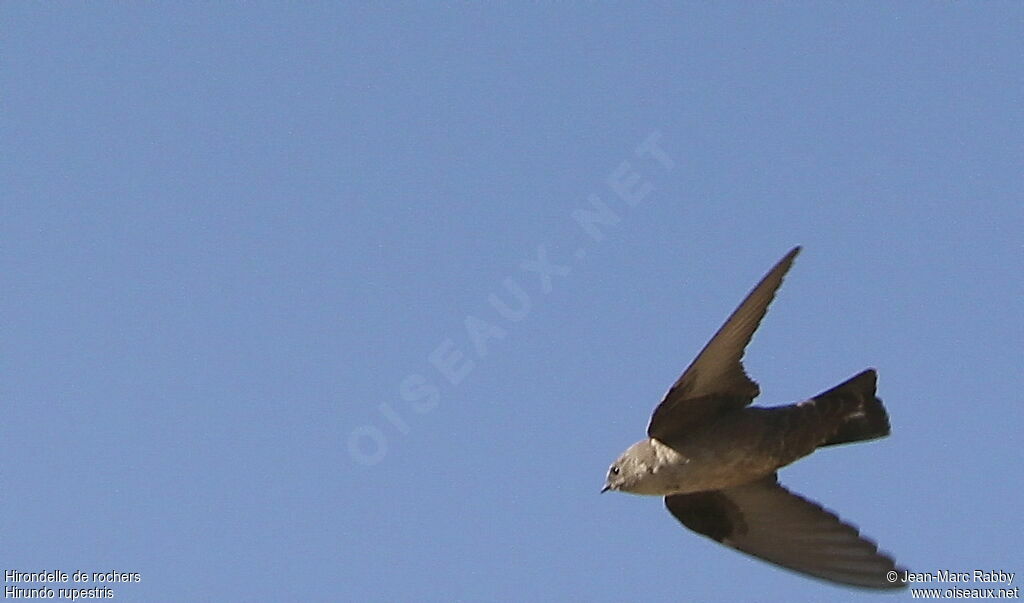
<box><xmin>601</xmin><ymin>246</ymin><xmax>907</xmax><ymax>589</ymax></box>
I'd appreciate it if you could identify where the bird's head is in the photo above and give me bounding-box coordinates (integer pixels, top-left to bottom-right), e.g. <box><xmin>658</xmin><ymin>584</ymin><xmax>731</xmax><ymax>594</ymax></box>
<box><xmin>602</xmin><ymin>440</ymin><xmax>659</xmax><ymax>494</ymax></box>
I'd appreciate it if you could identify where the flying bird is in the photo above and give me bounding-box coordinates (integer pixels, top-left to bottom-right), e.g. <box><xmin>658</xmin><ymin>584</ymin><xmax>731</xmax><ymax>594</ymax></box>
<box><xmin>602</xmin><ymin>247</ymin><xmax>906</xmax><ymax>589</ymax></box>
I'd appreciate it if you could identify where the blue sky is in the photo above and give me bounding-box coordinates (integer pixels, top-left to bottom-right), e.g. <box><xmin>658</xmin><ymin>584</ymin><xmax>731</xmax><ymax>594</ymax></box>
<box><xmin>3</xmin><ymin>3</ymin><xmax>1022</xmax><ymax>602</ymax></box>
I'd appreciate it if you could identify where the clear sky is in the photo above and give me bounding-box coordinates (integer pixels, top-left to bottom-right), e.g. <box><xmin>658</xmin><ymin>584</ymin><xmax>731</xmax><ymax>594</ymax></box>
<box><xmin>3</xmin><ymin>4</ymin><xmax>1022</xmax><ymax>602</ymax></box>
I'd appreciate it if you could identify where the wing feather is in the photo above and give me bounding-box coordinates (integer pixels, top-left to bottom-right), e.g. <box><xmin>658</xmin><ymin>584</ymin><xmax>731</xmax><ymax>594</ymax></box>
<box><xmin>664</xmin><ymin>474</ymin><xmax>906</xmax><ymax>589</ymax></box>
<box><xmin>648</xmin><ymin>247</ymin><xmax>801</xmax><ymax>439</ymax></box>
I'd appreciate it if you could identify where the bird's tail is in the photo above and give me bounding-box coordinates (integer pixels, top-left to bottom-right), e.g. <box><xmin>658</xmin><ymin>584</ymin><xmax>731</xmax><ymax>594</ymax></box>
<box><xmin>814</xmin><ymin>369</ymin><xmax>892</xmax><ymax>447</ymax></box>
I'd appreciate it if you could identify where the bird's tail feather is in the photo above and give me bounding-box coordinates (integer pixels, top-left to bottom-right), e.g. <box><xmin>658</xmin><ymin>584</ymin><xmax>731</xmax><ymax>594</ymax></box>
<box><xmin>814</xmin><ymin>369</ymin><xmax>891</xmax><ymax>447</ymax></box>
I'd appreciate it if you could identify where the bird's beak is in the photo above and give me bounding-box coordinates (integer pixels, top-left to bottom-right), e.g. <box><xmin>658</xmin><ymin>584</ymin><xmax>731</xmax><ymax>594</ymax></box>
<box><xmin>600</xmin><ymin>485</ymin><xmax>611</xmax><ymax>494</ymax></box>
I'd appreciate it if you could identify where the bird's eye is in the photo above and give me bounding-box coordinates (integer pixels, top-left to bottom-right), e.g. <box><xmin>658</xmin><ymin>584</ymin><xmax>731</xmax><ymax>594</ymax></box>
<box><xmin>610</xmin><ymin>466</ymin><xmax>620</xmax><ymax>476</ymax></box>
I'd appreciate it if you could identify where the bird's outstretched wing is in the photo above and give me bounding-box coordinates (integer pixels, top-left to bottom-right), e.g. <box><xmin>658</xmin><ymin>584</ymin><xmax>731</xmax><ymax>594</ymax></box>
<box><xmin>664</xmin><ymin>474</ymin><xmax>906</xmax><ymax>589</ymax></box>
<box><xmin>648</xmin><ymin>247</ymin><xmax>800</xmax><ymax>441</ymax></box>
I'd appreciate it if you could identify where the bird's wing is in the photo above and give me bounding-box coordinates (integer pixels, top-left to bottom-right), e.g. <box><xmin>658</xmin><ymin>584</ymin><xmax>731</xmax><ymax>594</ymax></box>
<box><xmin>664</xmin><ymin>474</ymin><xmax>906</xmax><ymax>589</ymax></box>
<box><xmin>648</xmin><ymin>247</ymin><xmax>801</xmax><ymax>440</ymax></box>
